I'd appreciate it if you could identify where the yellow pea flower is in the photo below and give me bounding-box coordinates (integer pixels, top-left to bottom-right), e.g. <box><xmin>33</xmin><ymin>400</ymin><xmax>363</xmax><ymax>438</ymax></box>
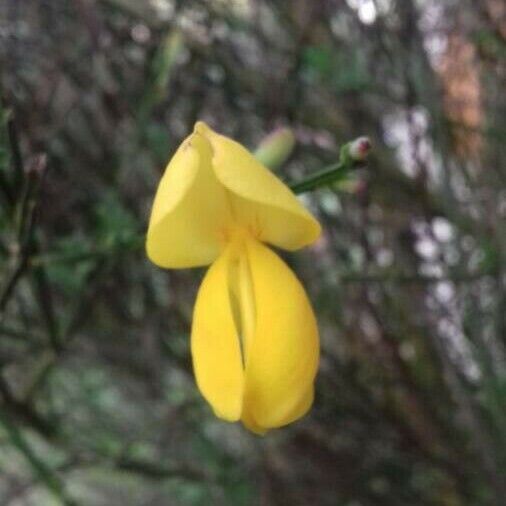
<box><xmin>146</xmin><ymin>121</ymin><xmax>321</xmax><ymax>434</ymax></box>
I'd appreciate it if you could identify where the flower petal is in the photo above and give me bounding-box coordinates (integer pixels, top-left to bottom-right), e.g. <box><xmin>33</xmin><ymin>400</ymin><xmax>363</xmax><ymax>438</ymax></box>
<box><xmin>196</xmin><ymin>122</ymin><xmax>321</xmax><ymax>251</ymax></box>
<box><xmin>242</xmin><ymin>238</ymin><xmax>319</xmax><ymax>430</ymax></box>
<box><xmin>191</xmin><ymin>246</ymin><xmax>244</xmax><ymax>421</ymax></box>
<box><xmin>146</xmin><ymin>130</ymin><xmax>232</xmax><ymax>268</ymax></box>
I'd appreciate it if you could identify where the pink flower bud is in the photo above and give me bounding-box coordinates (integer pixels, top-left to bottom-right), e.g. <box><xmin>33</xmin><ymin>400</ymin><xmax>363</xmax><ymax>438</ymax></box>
<box><xmin>348</xmin><ymin>137</ymin><xmax>371</xmax><ymax>161</ymax></box>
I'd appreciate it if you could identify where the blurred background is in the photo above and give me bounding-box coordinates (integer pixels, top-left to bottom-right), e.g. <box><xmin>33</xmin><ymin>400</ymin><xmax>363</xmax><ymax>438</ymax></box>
<box><xmin>0</xmin><ymin>0</ymin><xmax>505</xmax><ymax>504</ymax></box>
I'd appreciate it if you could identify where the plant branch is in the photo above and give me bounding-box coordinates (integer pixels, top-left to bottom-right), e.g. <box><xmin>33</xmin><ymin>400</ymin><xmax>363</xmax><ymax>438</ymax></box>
<box><xmin>0</xmin><ymin>156</ymin><xmax>46</xmax><ymax>315</ymax></box>
<box><xmin>0</xmin><ymin>375</ymin><xmax>56</xmax><ymax>439</ymax></box>
<box><xmin>289</xmin><ymin>138</ymin><xmax>369</xmax><ymax>194</ymax></box>
<box><xmin>0</xmin><ymin>410</ymin><xmax>76</xmax><ymax>505</ymax></box>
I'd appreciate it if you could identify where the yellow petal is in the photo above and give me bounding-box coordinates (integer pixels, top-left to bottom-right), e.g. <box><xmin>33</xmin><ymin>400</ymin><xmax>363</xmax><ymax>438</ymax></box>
<box><xmin>241</xmin><ymin>384</ymin><xmax>313</xmax><ymax>435</ymax></box>
<box><xmin>242</xmin><ymin>238</ymin><xmax>319</xmax><ymax>431</ymax></box>
<box><xmin>146</xmin><ymin>129</ymin><xmax>232</xmax><ymax>268</ymax></box>
<box><xmin>191</xmin><ymin>246</ymin><xmax>244</xmax><ymax>421</ymax></box>
<box><xmin>241</xmin><ymin>405</ymin><xmax>267</xmax><ymax>435</ymax></box>
<box><xmin>195</xmin><ymin>122</ymin><xmax>321</xmax><ymax>251</ymax></box>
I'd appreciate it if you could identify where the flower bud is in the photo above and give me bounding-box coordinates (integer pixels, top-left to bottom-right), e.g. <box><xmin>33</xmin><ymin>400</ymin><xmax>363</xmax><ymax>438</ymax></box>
<box><xmin>348</xmin><ymin>136</ymin><xmax>371</xmax><ymax>161</ymax></box>
<box><xmin>254</xmin><ymin>127</ymin><xmax>296</xmax><ymax>170</ymax></box>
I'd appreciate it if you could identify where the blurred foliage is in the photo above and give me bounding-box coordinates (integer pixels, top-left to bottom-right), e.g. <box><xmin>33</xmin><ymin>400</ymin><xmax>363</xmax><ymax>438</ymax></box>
<box><xmin>0</xmin><ymin>0</ymin><xmax>505</xmax><ymax>505</ymax></box>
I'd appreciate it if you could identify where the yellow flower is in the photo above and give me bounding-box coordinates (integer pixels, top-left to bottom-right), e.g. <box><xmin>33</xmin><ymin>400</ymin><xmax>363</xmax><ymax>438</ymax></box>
<box><xmin>146</xmin><ymin>121</ymin><xmax>321</xmax><ymax>434</ymax></box>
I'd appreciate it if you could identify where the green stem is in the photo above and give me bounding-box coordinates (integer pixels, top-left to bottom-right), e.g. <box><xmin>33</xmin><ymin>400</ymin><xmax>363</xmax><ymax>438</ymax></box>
<box><xmin>289</xmin><ymin>160</ymin><xmax>352</xmax><ymax>194</ymax></box>
<box><xmin>288</xmin><ymin>140</ymin><xmax>366</xmax><ymax>194</ymax></box>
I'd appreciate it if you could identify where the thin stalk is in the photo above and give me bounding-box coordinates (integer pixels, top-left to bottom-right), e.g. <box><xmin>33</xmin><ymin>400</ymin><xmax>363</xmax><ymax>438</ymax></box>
<box><xmin>289</xmin><ymin>161</ymin><xmax>351</xmax><ymax>194</ymax></box>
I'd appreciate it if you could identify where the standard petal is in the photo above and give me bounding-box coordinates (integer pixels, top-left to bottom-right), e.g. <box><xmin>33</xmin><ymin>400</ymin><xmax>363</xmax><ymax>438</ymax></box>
<box><xmin>242</xmin><ymin>239</ymin><xmax>319</xmax><ymax>431</ymax></box>
<box><xmin>195</xmin><ymin>122</ymin><xmax>321</xmax><ymax>251</ymax></box>
<box><xmin>146</xmin><ymin>130</ymin><xmax>232</xmax><ymax>268</ymax></box>
<box><xmin>191</xmin><ymin>247</ymin><xmax>244</xmax><ymax>421</ymax></box>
